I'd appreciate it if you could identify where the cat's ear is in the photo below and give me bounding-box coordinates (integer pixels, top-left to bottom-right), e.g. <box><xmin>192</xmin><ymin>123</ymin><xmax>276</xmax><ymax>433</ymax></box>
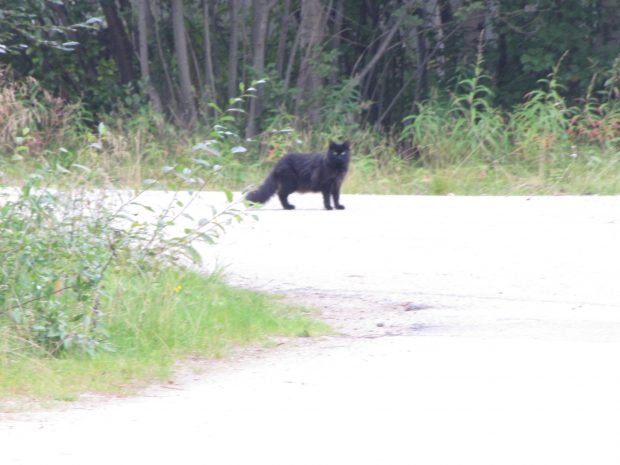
<box><xmin>329</xmin><ymin>140</ymin><xmax>337</xmax><ymax>149</ymax></box>
<box><xmin>342</xmin><ymin>140</ymin><xmax>350</xmax><ymax>149</ymax></box>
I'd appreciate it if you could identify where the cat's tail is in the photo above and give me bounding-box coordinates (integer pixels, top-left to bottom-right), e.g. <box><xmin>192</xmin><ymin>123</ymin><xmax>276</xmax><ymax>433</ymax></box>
<box><xmin>245</xmin><ymin>172</ymin><xmax>277</xmax><ymax>204</ymax></box>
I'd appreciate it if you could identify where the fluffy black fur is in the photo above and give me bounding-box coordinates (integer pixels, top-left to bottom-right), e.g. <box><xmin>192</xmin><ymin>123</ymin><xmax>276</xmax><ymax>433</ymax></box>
<box><xmin>246</xmin><ymin>141</ymin><xmax>351</xmax><ymax>210</ymax></box>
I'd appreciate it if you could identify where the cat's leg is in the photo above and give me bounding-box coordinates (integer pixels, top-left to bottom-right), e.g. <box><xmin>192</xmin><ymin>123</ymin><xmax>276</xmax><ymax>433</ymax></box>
<box><xmin>278</xmin><ymin>192</ymin><xmax>295</xmax><ymax>209</ymax></box>
<box><xmin>322</xmin><ymin>188</ymin><xmax>333</xmax><ymax>210</ymax></box>
<box><xmin>332</xmin><ymin>184</ymin><xmax>345</xmax><ymax>210</ymax></box>
<box><xmin>278</xmin><ymin>181</ymin><xmax>296</xmax><ymax>209</ymax></box>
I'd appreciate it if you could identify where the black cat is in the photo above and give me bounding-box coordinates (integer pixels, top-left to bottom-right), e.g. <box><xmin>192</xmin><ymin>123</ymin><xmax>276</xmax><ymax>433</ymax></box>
<box><xmin>246</xmin><ymin>141</ymin><xmax>351</xmax><ymax>210</ymax></box>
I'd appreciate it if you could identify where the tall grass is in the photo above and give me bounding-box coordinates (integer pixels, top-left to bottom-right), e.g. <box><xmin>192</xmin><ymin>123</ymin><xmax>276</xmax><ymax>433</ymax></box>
<box><xmin>403</xmin><ymin>61</ymin><xmax>510</xmax><ymax>168</ymax></box>
<box><xmin>1</xmin><ymin>64</ymin><xmax>620</xmax><ymax>195</ymax></box>
<box><xmin>397</xmin><ymin>57</ymin><xmax>620</xmax><ymax>194</ymax></box>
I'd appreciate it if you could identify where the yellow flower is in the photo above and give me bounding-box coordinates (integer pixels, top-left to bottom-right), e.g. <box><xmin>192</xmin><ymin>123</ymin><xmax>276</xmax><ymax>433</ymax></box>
<box><xmin>174</xmin><ymin>285</ymin><xmax>183</xmax><ymax>294</ymax></box>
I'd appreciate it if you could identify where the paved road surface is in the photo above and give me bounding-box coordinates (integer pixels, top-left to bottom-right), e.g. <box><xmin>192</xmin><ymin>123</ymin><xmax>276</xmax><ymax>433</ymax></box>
<box><xmin>1</xmin><ymin>193</ymin><xmax>620</xmax><ymax>464</ymax></box>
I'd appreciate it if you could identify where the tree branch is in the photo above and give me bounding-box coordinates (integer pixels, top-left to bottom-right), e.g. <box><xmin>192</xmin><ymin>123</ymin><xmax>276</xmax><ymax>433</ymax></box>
<box><xmin>350</xmin><ymin>11</ymin><xmax>405</xmax><ymax>86</ymax></box>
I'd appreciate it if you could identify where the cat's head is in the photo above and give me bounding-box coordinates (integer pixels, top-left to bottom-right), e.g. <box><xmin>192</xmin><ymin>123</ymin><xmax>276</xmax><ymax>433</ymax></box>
<box><xmin>327</xmin><ymin>141</ymin><xmax>351</xmax><ymax>165</ymax></box>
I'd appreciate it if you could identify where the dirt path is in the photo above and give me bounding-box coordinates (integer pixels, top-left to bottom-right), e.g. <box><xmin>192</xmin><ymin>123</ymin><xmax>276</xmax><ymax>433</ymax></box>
<box><xmin>2</xmin><ymin>194</ymin><xmax>620</xmax><ymax>464</ymax></box>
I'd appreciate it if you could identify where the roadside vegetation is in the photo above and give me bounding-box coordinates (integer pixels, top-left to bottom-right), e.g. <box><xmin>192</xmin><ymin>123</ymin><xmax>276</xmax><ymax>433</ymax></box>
<box><xmin>2</xmin><ymin>60</ymin><xmax>620</xmax><ymax>196</ymax></box>
<box><xmin>1</xmin><ymin>268</ymin><xmax>324</xmax><ymax>404</ymax></box>
<box><xmin>2</xmin><ymin>1</ymin><xmax>620</xmax><ymax>406</ymax></box>
<box><xmin>2</xmin><ymin>1</ymin><xmax>619</xmax><ymax>196</ymax></box>
<box><xmin>0</xmin><ymin>81</ymin><xmax>327</xmax><ymax>407</ymax></box>
<box><xmin>0</xmin><ymin>157</ymin><xmax>326</xmax><ymax>406</ymax></box>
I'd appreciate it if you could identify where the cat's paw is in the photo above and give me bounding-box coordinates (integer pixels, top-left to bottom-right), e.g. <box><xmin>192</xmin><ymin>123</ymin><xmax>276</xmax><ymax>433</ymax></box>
<box><xmin>283</xmin><ymin>204</ymin><xmax>296</xmax><ymax>210</ymax></box>
<box><xmin>324</xmin><ymin>205</ymin><xmax>333</xmax><ymax>210</ymax></box>
<box><xmin>335</xmin><ymin>204</ymin><xmax>345</xmax><ymax>210</ymax></box>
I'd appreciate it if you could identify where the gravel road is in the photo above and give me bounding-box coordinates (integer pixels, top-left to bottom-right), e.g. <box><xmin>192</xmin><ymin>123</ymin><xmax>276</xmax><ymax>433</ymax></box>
<box><xmin>2</xmin><ymin>193</ymin><xmax>620</xmax><ymax>464</ymax></box>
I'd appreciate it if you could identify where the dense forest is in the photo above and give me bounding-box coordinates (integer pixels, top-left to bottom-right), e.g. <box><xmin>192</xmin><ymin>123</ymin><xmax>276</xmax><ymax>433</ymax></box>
<box><xmin>2</xmin><ymin>0</ymin><xmax>620</xmax><ymax>133</ymax></box>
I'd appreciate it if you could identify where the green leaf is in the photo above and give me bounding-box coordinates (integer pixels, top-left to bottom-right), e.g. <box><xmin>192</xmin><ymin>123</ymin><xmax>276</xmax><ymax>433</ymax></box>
<box><xmin>190</xmin><ymin>158</ymin><xmax>211</xmax><ymax>168</ymax></box>
<box><xmin>55</xmin><ymin>163</ymin><xmax>70</xmax><ymax>174</ymax></box>
<box><xmin>71</xmin><ymin>164</ymin><xmax>91</xmax><ymax>173</ymax></box>
<box><xmin>8</xmin><ymin>308</ymin><xmax>22</xmax><ymax>324</ymax></box>
<box><xmin>185</xmin><ymin>245</ymin><xmax>202</xmax><ymax>265</ymax></box>
<box><xmin>208</xmin><ymin>102</ymin><xmax>222</xmax><ymax>113</ymax></box>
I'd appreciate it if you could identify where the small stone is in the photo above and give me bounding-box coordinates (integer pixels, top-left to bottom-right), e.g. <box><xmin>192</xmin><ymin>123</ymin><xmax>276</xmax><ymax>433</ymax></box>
<box><xmin>404</xmin><ymin>303</ymin><xmax>432</xmax><ymax>311</ymax></box>
<box><xmin>376</xmin><ymin>322</ymin><xmax>385</xmax><ymax>327</ymax></box>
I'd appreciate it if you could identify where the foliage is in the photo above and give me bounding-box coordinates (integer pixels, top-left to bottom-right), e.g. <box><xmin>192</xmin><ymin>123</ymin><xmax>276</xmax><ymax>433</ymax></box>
<box><xmin>0</xmin><ymin>173</ymin><xmax>114</xmax><ymax>356</ymax></box>
<box><xmin>0</xmin><ymin>166</ymin><xmax>247</xmax><ymax>357</ymax></box>
<box><xmin>0</xmin><ymin>67</ymin><xmax>79</xmax><ymax>155</ymax></box>
<box><xmin>2</xmin><ymin>1</ymin><xmax>619</xmax><ymax>131</ymax></box>
<box><xmin>491</xmin><ymin>1</ymin><xmax>617</xmax><ymax>106</ymax></box>
<box><xmin>0</xmin><ymin>84</ymin><xmax>258</xmax><ymax>358</ymax></box>
<box><xmin>401</xmin><ymin>57</ymin><xmax>620</xmax><ymax>186</ymax></box>
<box><xmin>0</xmin><ymin>2</ymin><xmax>101</xmax><ymax>54</ymax></box>
<box><xmin>0</xmin><ymin>268</ymin><xmax>327</xmax><ymax>402</ymax></box>
<box><xmin>511</xmin><ymin>68</ymin><xmax>573</xmax><ymax>175</ymax></box>
<box><xmin>402</xmin><ymin>59</ymin><xmax>510</xmax><ymax>167</ymax></box>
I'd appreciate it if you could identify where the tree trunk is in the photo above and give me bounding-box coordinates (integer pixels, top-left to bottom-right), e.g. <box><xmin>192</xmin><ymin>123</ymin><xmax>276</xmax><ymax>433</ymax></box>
<box><xmin>329</xmin><ymin>0</ymin><xmax>345</xmax><ymax>86</ymax></box>
<box><xmin>150</xmin><ymin>1</ymin><xmax>177</xmax><ymax>114</ymax></box>
<box><xmin>483</xmin><ymin>0</ymin><xmax>499</xmax><ymax>44</ymax></box>
<box><xmin>171</xmin><ymin>0</ymin><xmax>197</xmax><ymax>127</ymax></box>
<box><xmin>246</xmin><ymin>0</ymin><xmax>275</xmax><ymax>138</ymax></box>
<box><xmin>428</xmin><ymin>0</ymin><xmax>447</xmax><ymax>80</ymax></box>
<box><xmin>414</xmin><ymin>10</ymin><xmax>428</xmax><ymax>103</ymax></box>
<box><xmin>296</xmin><ymin>0</ymin><xmax>327</xmax><ymax>124</ymax></box>
<box><xmin>137</xmin><ymin>0</ymin><xmax>162</xmax><ymax>113</ymax></box>
<box><xmin>275</xmin><ymin>0</ymin><xmax>291</xmax><ymax>79</ymax></box>
<box><xmin>203</xmin><ymin>0</ymin><xmax>217</xmax><ymax>111</ymax></box>
<box><xmin>228</xmin><ymin>0</ymin><xmax>240</xmax><ymax>101</ymax></box>
<box><xmin>100</xmin><ymin>0</ymin><xmax>136</xmax><ymax>84</ymax></box>
<box><xmin>284</xmin><ymin>21</ymin><xmax>302</xmax><ymax>93</ymax></box>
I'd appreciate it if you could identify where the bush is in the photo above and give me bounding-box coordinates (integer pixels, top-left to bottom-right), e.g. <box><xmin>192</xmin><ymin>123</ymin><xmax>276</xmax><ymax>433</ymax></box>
<box><xmin>0</xmin><ymin>86</ymin><xmax>256</xmax><ymax>357</ymax></box>
<box><xmin>0</xmin><ymin>173</ymin><xmax>115</xmax><ymax>355</ymax></box>
<box><xmin>401</xmin><ymin>56</ymin><xmax>620</xmax><ymax>184</ymax></box>
<box><xmin>0</xmin><ymin>167</ymin><xmax>247</xmax><ymax>357</ymax></box>
<box><xmin>0</xmin><ymin>67</ymin><xmax>78</xmax><ymax>156</ymax></box>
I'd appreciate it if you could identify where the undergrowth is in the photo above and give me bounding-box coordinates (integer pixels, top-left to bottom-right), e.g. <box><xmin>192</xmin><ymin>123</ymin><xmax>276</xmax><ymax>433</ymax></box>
<box><xmin>1</xmin><ymin>65</ymin><xmax>620</xmax><ymax>195</ymax></box>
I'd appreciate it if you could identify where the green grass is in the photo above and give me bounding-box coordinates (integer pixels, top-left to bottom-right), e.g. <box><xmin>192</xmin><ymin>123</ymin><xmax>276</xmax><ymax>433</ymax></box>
<box><xmin>3</xmin><ymin>150</ymin><xmax>620</xmax><ymax>196</ymax></box>
<box><xmin>0</xmin><ymin>267</ymin><xmax>327</xmax><ymax>407</ymax></box>
<box><xmin>342</xmin><ymin>156</ymin><xmax>620</xmax><ymax>195</ymax></box>
<box><xmin>3</xmin><ymin>61</ymin><xmax>620</xmax><ymax>197</ymax></box>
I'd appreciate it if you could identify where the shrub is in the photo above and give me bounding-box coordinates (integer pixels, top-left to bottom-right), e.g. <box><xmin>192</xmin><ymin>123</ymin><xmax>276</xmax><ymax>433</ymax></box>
<box><xmin>0</xmin><ymin>67</ymin><xmax>78</xmax><ymax>156</ymax></box>
<box><xmin>0</xmin><ymin>173</ymin><xmax>115</xmax><ymax>355</ymax></box>
<box><xmin>0</xmin><ymin>85</ymin><xmax>255</xmax><ymax>357</ymax></box>
<box><xmin>402</xmin><ymin>60</ymin><xmax>510</xmax><ymax>167</ymax></box>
